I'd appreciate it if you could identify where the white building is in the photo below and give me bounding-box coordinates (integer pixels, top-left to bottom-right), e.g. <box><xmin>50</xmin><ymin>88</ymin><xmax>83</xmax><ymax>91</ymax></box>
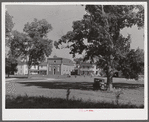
<box><xmin>29</xmin><ymin>65</ymin><xmax>39</xmax><ymax>75</ymax></box>
<box><xmin>15</xmin><ymin>62</ymin><xmax>28</xmax><ymax>75</ymax></box>
<box><xmin>79</xmin><ymin>62</ymin><xmax>99</xmax><ymax>76</ymax></box>
<box><xmin>15</xmin><ymin>62</ymin><xmax>47</xmax><ymax>75</ymax></box>
<box><xmin>39</xmin><ymin>62</ymin><xmax>47</xmax><ymax>75</ymax></box>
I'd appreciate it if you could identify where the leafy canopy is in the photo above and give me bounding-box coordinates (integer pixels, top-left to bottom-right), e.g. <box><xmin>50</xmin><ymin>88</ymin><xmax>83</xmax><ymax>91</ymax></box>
<box><xmin>5</xmin><ymin>11</ymin><xmax>14</xmax><ymax>38</ymax></box>
<box><xmin>118</xmin><ymin>48</ymin><xmax>144</xmax><ymax>79</ymax></box>
<box><xmin>5</xmin><ymin>11</ymin><xmax>14</xmax><ymax>57</ymax></box>
<box><xmin>24</xmin><ymin>18</ymin><xmax>53</xmax><ymax>67</ymax></box>
<box><xmin>55</xmin><ymin>5</ymin><xmax>144</xmax><ymax>82</ymax></box>
<box><xmin>9</xmin><ymin>18</ymin><xmax>53</xmax><ymax>68</ymax></box>
<box><xmin>56</xmin><ymin>5</ymin><xmax>143</xmax><ymax>61</ymax></box>
<box><xmin>23</xmin><ymin>18</ymin><xmax>52</xmax><ymax>38</ymax></box>
<box><xmin>6</xmin><ymin>55</ymin><xmax>18</xmax><ymax>76</ymax></box>
<box><xmin>23</xmin><ymin>18</ymin><xmax>53</xmax><ymax>67</ymax></box>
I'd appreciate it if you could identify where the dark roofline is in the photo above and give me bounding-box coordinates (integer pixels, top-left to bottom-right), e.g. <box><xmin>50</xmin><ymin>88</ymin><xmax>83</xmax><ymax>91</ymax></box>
<box><xmin>62</xmin><ymin>63</ymin><xmax>74</xmax><ymax>66</ymax></box>
<box><xmin>47</xmin><ymin>57</ymin><xmax>62</xmax><ymax>60</ymax></box>
<box><xmin>47</xmin><ymin>57</ymin><xmax>74</xmax><ymax>65</ymax></box>
<box><xmin>47</xmin><ymin>57</ymin><xmax>74</xmax><ymax>62</ymax></box>
<box><xmin>39</xmin><ymin>62</ymin><xmax>47</xmax><ymax>66</ymax></box>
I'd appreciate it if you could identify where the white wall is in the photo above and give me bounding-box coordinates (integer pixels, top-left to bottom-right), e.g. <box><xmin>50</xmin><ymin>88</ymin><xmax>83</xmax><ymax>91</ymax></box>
<box><xmin>39</xmin><ymin>65</ymin><xmax>47</xmax><ymax>70</ymax></box>
<box><xmin>30</xmin><ymin>65</ymin><xmax>38</xmax><ymax>70</ymax></box>
<box><xmin>29</xmin><ymin>65</ymin><xmax>38</xmax><ymax>74</ymax></box>
<box><xmin>92</xmin><ymin>65</ymin><xmax>97</xmax><ymax>74</ymax></box>
<box><xmin>61</xmin><ymin>64</ymin><xmax>74</xmax><ymax>75</ymax></box>
<box><xmin>79</xmin><ymin>64</ymin><xmax>98</xmax><ymax>75</ymax></box>
<box><xmin>24</xmin><ymin>64</ymin><xmax>28</xmax><ymax>75</ymax></box>
<box><xmin>15</xmin><ymin>64</ymin><xmax>28</xmax><ymax>75</ymax></box>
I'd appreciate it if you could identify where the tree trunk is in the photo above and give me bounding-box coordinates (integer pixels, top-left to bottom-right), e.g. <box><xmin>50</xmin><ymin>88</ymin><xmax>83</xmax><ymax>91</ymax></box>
<box><xmin>106</xmin><ymin>55</ymin><xmax>114</xmax><ymax>91</ymax></box>
<box><xmin>107</xmin><ymin>74</ymin><xmax>113</xmax><ymax>91</ymax></box>
<box><xmin>38</xmin><ymin>65</ymin><xmax>39</xmax><ymax>74</ymax></box>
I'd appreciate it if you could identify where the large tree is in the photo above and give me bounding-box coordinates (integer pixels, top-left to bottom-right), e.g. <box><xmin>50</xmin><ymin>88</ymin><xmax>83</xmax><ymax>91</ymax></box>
<box><xmin>10</xmin><ymin>18</ymin><xmax>53</xmax><ymax>76</ymax></box>
<box><xmin>55</xmin><ymin>5</ymin><xmax>144</xmax><ymax>90</ymax></box>
<box><xmin>74</xmin><ymin>57</ymin><xmax>84</xmax><ymax>64</ymax></box>
<box><xmin>5</xmin><ymin>11</ymin><xmax>18</xmax><ymax>77</ymax></box>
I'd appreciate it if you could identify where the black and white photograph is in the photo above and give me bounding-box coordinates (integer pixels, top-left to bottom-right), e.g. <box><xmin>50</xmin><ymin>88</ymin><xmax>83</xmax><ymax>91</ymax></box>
<box><xmin>2</xmin><ymin>2</ymin><xmax>148</xmax><ymax>120</ymax></box>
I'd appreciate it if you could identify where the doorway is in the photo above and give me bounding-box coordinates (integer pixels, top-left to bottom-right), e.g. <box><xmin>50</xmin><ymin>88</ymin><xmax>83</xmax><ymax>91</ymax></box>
<box><xmin>53</xmin><ymin>68</ymin><xmax>56</xmax><ymax>75</ymax></box>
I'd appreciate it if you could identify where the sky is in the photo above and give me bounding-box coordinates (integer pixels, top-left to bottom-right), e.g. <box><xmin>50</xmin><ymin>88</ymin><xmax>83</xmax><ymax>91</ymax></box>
<box><xmin>6</xmin><ymin>5</ymin><xmax>144</xmax><ymax>60</ymax></box>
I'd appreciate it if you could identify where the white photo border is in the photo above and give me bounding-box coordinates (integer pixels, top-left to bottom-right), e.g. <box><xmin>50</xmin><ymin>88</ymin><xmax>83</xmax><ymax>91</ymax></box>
<box><xmin>2</xmin><ymin>2</ymin><xmax>148</xmax><ymax>120</ymax></box>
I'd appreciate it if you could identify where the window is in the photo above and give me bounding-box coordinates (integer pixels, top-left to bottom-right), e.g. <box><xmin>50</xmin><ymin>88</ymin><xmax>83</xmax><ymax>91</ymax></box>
<box><xmin>54</xmin><ymin>60</ymin><xmax>56</xmax><ymax>63</ymax></box>
<box><xmin>57</xmin><ymin>67</ymin><xmax>59</xmax><ymax>72</ymax></box>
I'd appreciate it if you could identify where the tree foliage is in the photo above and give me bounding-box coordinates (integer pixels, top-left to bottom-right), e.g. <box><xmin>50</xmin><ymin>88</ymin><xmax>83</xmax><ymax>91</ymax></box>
<box><xmin>8</xmin><ymin>18</ymin><xmax>53</xmax><ymax>76</ymax></box>
<box><xmin>5</xmin><ymin>11</ymin><xmax>14</xmax><ymax>38</ymax></box>
<box><xmin>23</xmin><ymin>19</ymin><xmax>53</xmax><ymax>68</ymax></box>
<box><xmin>23</xmin><ymin>18</ymin><xmax>52</xmax><ymax>38</ymax></box>
<box><xmin>8</xmin><ymin>30</ymin><xmax>28</xmax><ymax>58</ymax></box>
<box><xmin>119</xmin><ymin>48</ymin><xmax>144</xmax><ymax>79</ymax></box>
<box><xmin>74</xmin><ymin>58</ymin><xmax>84</xmax><ymax>64</ymax></box>
<box><xmin>5</xmin><ymin>11</ymin><xmax>18</xmax><ymax>77</ymax></box>
<box><xmin>5</xmin><ymin>11</ymin><xmax>14</xmax><ymax>57</ymax></box>
<box><xmin>55</xmin><ymin>5</ymin><xmax>144</xmax><ymax>90</ymax></box>
<box><xmin>6</xmin><ymin>55</ymin><xmax>18</xmax><ymax>77</ymax></box>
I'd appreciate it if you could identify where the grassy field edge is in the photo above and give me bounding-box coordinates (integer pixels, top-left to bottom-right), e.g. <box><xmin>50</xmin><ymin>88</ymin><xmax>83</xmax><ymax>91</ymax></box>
<box><xmin>6</xmin><ymin>95</ymin><xmax>144</xmax><ymax>109</ymax></box>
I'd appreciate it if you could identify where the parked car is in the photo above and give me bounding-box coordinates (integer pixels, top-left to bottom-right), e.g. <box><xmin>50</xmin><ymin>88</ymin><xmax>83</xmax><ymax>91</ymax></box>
<box><xmin>93</xmin><ymin>77</ymin><xmax>107</xmax><ymax>90</ymax></box>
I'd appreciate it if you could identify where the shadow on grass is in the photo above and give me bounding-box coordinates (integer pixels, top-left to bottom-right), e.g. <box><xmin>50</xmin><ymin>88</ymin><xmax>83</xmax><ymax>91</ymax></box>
<box><xmin>6</xmin><ymin>95</ymin><xmax>144</xmax><ymax>109</ymax></box>
<box><xmin>17</xmin><ymin>81</ymin><xmax>144</xmax><ymax>91</ymax></box>
<box><xmin>6</xmin><ymin>77</ymin><xmax>28</xmax><ymax>79</ymax></box>
<box><xmin>6</xmin><ymin>75</ymin><xmax>28</xmax><ymax>79</ymax></box>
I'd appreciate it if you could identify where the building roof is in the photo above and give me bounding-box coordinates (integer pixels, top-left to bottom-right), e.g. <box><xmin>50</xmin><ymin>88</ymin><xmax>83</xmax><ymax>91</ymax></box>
<box><xmin>39</xmin><ymin>62</ymin><xmax>47</xmax><ymax>66</ymax></box>
<box><xmin>80</xmin><ymin>62</ymin><xmax>95</xmax><ymax>66</ymax></box>
<box><xmin>47</xmin><ymin>56</ymin><xmax>74</xmax><ymax>66</ymax></box>
<box><xmin>62</xmin><ymin>58</ymin><xmax>74</xmax><ymax>66</ymax></box>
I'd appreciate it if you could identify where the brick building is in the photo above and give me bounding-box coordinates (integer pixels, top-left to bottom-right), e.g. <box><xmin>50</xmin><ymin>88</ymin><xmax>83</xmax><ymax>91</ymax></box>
<box><xmin>47</xmin><ymin>56</ymin><xmax>74</xmax><ymax>75</ymax></box>
<box><xmin>15</xmin><ymin>56</ymin><xmax>74</xmax><ymax>76</ymax></box>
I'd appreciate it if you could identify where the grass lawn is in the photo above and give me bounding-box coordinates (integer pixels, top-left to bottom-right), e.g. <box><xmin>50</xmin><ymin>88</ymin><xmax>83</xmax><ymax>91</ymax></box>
<box><xmin>13</xmin><ymin>74</ymin><xmax>143</xmax><ymax>90</ymax></box>
<box><xmin>6</xmin><ymin>75</ymin><xmax>144</xmax><ymax>108</ymax></box>
<box><xmin>6</xmin><ymin>95</ymin><xmax>144</xmax><ymax>108</ymax></box>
